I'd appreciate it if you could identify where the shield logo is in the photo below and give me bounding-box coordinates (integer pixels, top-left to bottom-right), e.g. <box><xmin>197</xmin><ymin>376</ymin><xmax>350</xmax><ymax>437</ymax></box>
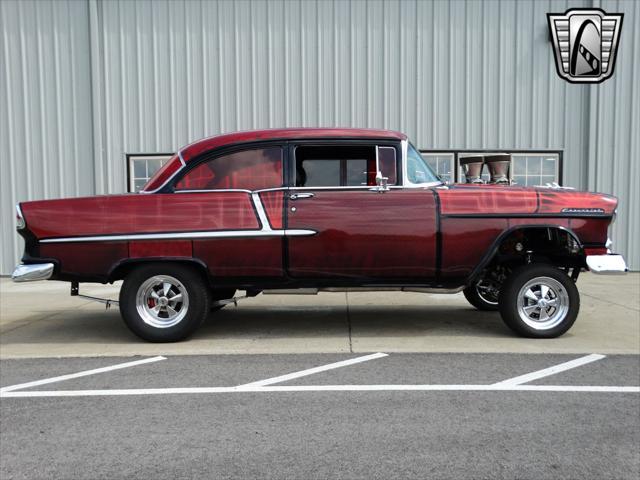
<box><xmin>547</xmin><ymin>8</ymin><xmax>623</xmax><ymax>84</ymax></box>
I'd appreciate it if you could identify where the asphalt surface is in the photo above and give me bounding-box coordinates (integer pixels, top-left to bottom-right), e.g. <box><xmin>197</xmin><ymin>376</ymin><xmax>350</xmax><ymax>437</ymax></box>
<box><xmin>1</xmin><ymin>353</ymin><xmax>639</xmax><ymax>479</ymax></box>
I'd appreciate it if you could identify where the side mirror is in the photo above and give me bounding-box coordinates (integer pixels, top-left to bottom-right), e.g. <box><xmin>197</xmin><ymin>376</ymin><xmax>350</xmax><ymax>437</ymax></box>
<box><xmin>371</xmin><ymin>171</ymin><xmax>390</xmax><ymax>193</ymax></box>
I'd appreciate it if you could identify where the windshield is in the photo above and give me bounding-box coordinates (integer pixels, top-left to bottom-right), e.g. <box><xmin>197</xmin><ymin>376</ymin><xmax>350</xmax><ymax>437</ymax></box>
<box><xmin>406</xmin><ymin>143</ymin><xmax>441</xmax><ymax>185</ymax></box>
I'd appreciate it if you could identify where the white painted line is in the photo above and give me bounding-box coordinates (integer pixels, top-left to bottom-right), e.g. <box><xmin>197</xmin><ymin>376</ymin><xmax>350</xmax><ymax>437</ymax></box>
<box><xmin>237</xmin><ymin>352</ymin><xmax>389</xmax><ymax>387</ymax></box>
<box><xmin>0</xmin><ymin>356</ymin><xmax>166</xmax><ymax>393</ymax></box>
<box><xmin>1</xmin><ymin>384</ymin><xmax>638</xmax><ymax>398</ymax></box>
<box><xmin>493</xmin><ymin>353</ymin><xmax>606</xmax><ymax>386</ymax></box>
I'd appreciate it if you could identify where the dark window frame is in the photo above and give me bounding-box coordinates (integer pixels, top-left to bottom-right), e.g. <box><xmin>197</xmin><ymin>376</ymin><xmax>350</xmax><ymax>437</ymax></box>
<box><xmin>420</xmin><ymin>149</ymin><xmax>564</xmax><ymax>185</ymax></box>
<box><xmin>126</xmin><ymin>153</ymin><xmax>174</xmax><ymax>193</ymax></box>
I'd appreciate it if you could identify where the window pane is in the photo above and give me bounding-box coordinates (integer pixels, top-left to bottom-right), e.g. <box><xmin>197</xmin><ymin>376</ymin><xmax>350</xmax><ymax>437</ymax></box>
<box><xmin>133</xmin><ymin>159</ymin><xmax>147</xmax><ymax>178</ymax></box>
<box><xmin>129</xmin><ymin>154</ymin><xmax>174</xmax><ymax>192</ymax></box>
<box><xmin>301</xmin><ymin>159</ymin><xmax>341</xmax><ymax>187</ymax></box>
<box><xmin>512</xmin><ymin>157</ymin><xmax>527</xmax><ymax>175</ymax></box>
<box><xmin>134</xmin><ymin>179</ymin><xmax>147</xmax><ymax>192</ymax></box>
<box><xmin>378</xmin><ymin>147</ymin><xmax>397</xmax><ymax>185</ymax></box>
<box><xmin>175</xmin><ymin>147</ymin><xmax>283</xmax><ymax>190</ymax></box>
<box><xmin>345</xmin><ymin>159</ymin><xmax>368</xmax><ymax>186</ymax></box>
<box><xmin>295</xmin><ymin>144</ymin><xmax>376</xmax><ymax>187</ymax></box>
<box><xmin>512</xmin><ymin>175</ymin><xmax>526</xmax><ymax>186</ymax></box>
<box><xmin>542</xmin><ymin>157</ymin><xmax>557</xmax><ymax>175</ymax></box>
<box><xmin>418</xmin><ymin>152</ymin><xmax>450</xmax><ymax>183</ymax></box>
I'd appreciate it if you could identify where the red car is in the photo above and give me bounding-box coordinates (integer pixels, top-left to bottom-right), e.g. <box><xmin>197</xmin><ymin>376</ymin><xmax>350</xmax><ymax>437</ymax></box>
<box><xmin>12</xmin><ymin>128</ymin><xmax>627</xmax><ymax>342</ymax></box>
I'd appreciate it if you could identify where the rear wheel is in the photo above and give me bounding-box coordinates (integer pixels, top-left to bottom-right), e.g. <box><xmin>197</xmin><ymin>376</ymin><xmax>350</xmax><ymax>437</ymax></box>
<box><xmin>119</xmin><ymin>263</ymin><xmax>211</xmax><ymax>342</ymax></box>
<box><xmin>498</xmin><ymin>264</ymin><xmax>579</xmax><ymax>338</ymax></box>
<box><xmin>463</xmin><ymin>280</ymin><xmax>499</xmax><ymax>311</ymax></box>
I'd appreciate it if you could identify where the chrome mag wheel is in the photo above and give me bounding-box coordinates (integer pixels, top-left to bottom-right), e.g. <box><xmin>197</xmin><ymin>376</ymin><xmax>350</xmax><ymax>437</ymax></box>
<box><xmin>516</xmin><ymin>276</ymin><xmax>569</xmax><ymax>331</ymax></box>
<box><xmin>475</xmin><ymin>280</ymin><xmax>499</xmax><ymax>306</ymax></box>
<box><xmin>135</xmin><ymin>275</ymin><xmax>189</xmax><ymax>328</ymax></box>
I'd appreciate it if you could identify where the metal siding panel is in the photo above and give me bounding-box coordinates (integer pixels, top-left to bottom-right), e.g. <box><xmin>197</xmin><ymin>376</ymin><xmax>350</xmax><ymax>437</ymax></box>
<box><xmin>1</xmin><ymin>0</ymin><xmax>93</xmax><ymax>275</ymax></box>
<box><xmin>1</xmin><ymin>0</ymin><xmax>638</xmax><ymax>272</ymax></box>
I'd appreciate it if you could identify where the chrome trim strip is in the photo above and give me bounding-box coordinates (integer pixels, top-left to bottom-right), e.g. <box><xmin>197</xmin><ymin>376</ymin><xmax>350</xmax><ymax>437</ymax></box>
<box><xmin>289</xmin><ymin>185</ymin><xmax>405</xmax><ymax>191</ymax></box>
<box><xmin>178</xmin><ymin>150</ymin><xmax>186</xmax><ymax>166</ymax></box>
<box><xmin>175</xmin><ymin>188</ymin><xmax>253</xmax><ymax>194</ymax></box>
<box><xmin>251</xmin><ymin>192</ymin><xmax>272</xmax><ymax>231</ymax></box>
<box><xmin>39</xmin><ymin>229</ymin><xmax>316</xmax><ymax>243</ymax></box>
<box><xmin>401</xmin><ymin>139</ymin><xmax>409</xmax><ymax>186</ymax></box>
<box><xmin>12</xmin><ymin>263</ymin><xmax>54</xmax><ymax>282</ymax></box>
<box><xmin>586</xmin><ymin>254</ymin><xmax>628</xmax><ymax>274</ymax></box>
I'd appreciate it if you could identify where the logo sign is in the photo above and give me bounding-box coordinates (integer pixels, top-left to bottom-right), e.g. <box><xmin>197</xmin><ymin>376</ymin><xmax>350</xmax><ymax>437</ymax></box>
<box><xmin>547</xmin><ymin>8</ymin><xmax>623</xmax><ymax>84</ymax></box>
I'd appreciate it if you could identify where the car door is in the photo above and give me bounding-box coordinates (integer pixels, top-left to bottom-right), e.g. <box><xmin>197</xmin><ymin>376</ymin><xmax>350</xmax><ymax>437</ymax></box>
<box><xmin>285</xmin><ymin>141</ymin><xmax>437</xmax><ymax>279</ymax></box>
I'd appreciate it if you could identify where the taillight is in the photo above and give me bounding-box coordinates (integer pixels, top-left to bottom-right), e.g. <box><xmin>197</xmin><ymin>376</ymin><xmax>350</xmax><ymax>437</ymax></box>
<box><xmin>16</xmin><ymin>204</ymin><xmax>25</xmax><ymax>230</ymax></box>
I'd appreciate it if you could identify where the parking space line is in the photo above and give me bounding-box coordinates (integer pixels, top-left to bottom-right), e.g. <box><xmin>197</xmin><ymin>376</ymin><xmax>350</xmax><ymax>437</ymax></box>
<box><xmin>237</xmin><ymin>352</ymin><xmax>389</xmax><ymax>387</ymax></box>
<box><xmin>492</xmin><ymin>353</ymin><xmax>606</xmax><ymax>386</ymax></box>
<box><xmin>1</xmin><ymin>384</ymin><xmax>638</xmax><ymax>398</ymax></box>
<box><xmin>0</xmin><ymin>356</ymin><xmax>166</xmax><ymax>393</ymax></box>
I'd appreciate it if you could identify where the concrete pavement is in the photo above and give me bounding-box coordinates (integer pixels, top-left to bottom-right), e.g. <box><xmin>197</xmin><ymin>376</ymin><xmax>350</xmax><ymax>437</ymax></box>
<box><xmin>1</xmin><ymin>353</ymin><xmax>639</xmax><ymax>479</ymax></box>
<box><xmin>1</xmin><ymin>273</ymin><xmax>638</xmax><ymax>358</ymax></box>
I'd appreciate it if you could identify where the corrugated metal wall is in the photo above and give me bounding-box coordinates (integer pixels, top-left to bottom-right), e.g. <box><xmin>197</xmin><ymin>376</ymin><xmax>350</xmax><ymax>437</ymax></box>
<box><xmin>1</xmin><ymin>0</ymin><xmax>638</xmax><ymax>274</ymax></box>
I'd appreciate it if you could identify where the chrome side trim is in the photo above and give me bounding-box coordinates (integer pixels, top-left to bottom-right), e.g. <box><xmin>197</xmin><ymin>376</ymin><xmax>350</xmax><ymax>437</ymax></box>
<box><xmin>39</xmin><ymin>229</ymin><xmax>316</xmax><ymax>243</ymax></box>
<box><xmin>175</xmin><ymin>188</ymin><xmax>253</xmax><ymax>194</ymax></box>
<box><xmin>12</xmin><ymin>263</ymin><xmax>54</xmax><ymax>282</ymax></box>
<box><xmin>586</xmin><ymin>254</ymin><xmax>628</xmax><ymax>274</ymax></box>
<box><xmin>251</xmin><ymin>192</ymin><xmax>272</xmax><ymax>231</ymax></box>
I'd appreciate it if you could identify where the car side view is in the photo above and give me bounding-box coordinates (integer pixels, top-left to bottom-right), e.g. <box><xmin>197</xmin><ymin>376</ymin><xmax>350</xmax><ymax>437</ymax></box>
<box><xmin>12</xmin><ymin>128</ymin><xmax>627</xmax><ymax>342</ymax></box>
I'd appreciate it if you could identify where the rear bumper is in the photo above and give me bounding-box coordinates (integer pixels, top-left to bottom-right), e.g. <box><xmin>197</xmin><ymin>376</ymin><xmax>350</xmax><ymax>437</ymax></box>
<box><xmin>586</xmin><ymin>254</ymin><xmax>628</xmax><ymax>274</ymax></box>
<box><xmin>12</xmin><ymin>263</ymin><xmax>54</xmax><ymax>282</ymax></box>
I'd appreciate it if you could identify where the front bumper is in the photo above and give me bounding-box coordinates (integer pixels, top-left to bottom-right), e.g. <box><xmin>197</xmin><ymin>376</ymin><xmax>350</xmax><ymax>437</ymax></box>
<box><xmin>586</xmin><ymin>254</ymin><xmax>628</xmax><ymax>274</ymax></box>
<box><xmin>12</xmin><ymin>263</ymin><xmax>54</xmax><ymax>282</ymax></box>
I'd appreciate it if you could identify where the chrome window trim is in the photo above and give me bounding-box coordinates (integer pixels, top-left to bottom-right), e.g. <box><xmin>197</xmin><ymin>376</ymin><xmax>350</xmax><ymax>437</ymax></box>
<box><xmin>140</xmin><ymin>161</ymin><xmax>184</xmax><ymax>194</ymax></box>
<box><xmin>289</xmin><ymin>185</ymin><xmax>405</xmax><ymax>191</ymax></box>
<box><xmin>402</xmin><ymin>140</ymin><xmax>443</xmax><ymax>188</ymax></box>
<box><xmin>175</xmin><ymin>188</ymin><xmax>254</xmax><ymax>194</ymax></box>
<box><xmin>174</xmin><ymin>187</ymin><xmax>291</xmax><ymax>194</ymax></box>
<box><xmin>251</xmin><ymin>192</ymin><xmax>272</xmax><ymax>231</ymax></box>
<box><xmin>178</xmin><ymin>150</ymin><xmax>186</xmax><ymax>166</ymax></box>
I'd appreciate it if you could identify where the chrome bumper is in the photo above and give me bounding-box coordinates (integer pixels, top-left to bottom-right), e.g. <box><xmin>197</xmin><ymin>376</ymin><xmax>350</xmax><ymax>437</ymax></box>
<box><xmin>586</xmin><ymin>254</ymin><xmax>628</xmax><ymax>274</ymax></box>
<box><xmin>11</xmin><ymin>263</ymin><xmax>55</xmax><ymax>282</ymax></box>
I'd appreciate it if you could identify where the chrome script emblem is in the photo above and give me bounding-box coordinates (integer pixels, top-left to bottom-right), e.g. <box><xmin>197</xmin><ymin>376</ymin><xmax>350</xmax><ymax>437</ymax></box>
<box><xmin>547</xmin><ymin>8</ymin><xmax>623</xmax><ymax>83</ymax></box>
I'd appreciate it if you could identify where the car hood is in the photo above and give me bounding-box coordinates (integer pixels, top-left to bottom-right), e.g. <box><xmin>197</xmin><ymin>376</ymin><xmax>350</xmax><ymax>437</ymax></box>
<box><xmin>436</xmin><ymin>184</ymin><xmax>617</xmax><ymax>216</ymax></box>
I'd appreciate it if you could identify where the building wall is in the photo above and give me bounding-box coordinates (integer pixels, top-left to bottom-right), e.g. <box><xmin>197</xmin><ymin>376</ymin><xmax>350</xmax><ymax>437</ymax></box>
<box><xmin>1</xmin><ymin>0</ymin><xmax>638</xmax><ymax>275</ymax></box>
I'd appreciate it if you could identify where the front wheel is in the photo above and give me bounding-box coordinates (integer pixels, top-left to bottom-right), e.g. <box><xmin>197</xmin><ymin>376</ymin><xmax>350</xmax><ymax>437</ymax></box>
<box><xmin>498</xmin><ymin>264</ymin><xmax>579</xmax><ymax>338</ymax></box>
<box><xmin>119</xmin><ymin>263</ymin><xmax>211</xmax><ymax>342</ymax></box>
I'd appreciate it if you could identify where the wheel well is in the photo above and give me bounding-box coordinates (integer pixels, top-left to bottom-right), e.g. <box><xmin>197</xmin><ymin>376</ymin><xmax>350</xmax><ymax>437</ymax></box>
<box><xmin>470</xmin><ymin>226</ymin><xmax>585</xmax><ymax>285</ymax></box>
<box><xmin>108</xmin><ymin>258</ymin><xmax>211</xmax><ymax>285</ymax></box>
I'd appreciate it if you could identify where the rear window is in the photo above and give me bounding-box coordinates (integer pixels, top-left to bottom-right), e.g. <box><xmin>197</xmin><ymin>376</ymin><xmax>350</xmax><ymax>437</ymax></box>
<box><xmin>175</xmin><ymin>147</ymin><xmax>283</xmax><ymax>191</ymax></box>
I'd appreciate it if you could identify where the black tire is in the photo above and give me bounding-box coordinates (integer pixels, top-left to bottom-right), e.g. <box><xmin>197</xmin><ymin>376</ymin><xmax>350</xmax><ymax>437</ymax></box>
<box><xmin>119</xmin><ymin>263</ymin><xmax>211</xmax><ymax>342</ymax></box>
<box><xmin>498</xmin><ymin>264</ymin><xmax>579</xmax><ymax>338</ymax></box>
<box><xmin>463</xmin><ymin>283</ymin><xmax>499</xmax><ymax>311</ymax></box>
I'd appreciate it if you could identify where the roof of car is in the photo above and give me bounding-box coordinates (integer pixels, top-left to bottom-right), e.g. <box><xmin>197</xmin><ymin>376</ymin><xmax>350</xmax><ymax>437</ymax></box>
<box><xmin>179</xmin><ymin>128</ymin><xmax>407</xmax><ymax>162</ymax></box>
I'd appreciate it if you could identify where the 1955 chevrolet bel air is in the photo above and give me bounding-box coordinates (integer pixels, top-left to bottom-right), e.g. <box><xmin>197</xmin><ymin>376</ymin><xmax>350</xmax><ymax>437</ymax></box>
<box><xmin>12</xmin><ymin>128</ymin><xmax>627</xmax><ymax>342</ymax></box>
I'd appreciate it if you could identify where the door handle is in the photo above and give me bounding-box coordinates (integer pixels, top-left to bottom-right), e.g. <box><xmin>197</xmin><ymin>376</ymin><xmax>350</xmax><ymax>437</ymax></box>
<box><xmin>289</xmin><ymin>193</ymin><xmax>314</xmax><ymax>200</ymax></box>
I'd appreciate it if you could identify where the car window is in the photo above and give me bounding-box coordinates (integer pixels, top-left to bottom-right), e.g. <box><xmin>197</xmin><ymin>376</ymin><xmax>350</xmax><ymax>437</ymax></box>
<box><xmin>295</xmin><ymin>145</ymin><xmax>397</xmax><ymax>187</ymax></box>
<box><xmin>406</xmin><ymin>143</ymin><xmax>440</xmax><ymax>184</ymax></box>
<box><xmin>174</xmin><ymin>147</ymin><xmax>283</xmax><ymax>191</ymax></box>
